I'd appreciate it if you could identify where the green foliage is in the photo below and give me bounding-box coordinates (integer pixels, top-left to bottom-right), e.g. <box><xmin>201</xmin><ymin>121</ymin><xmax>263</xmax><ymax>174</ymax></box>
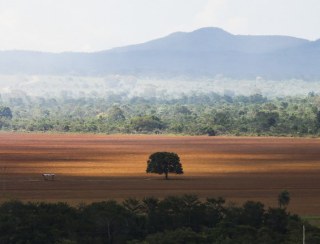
<box><xmin>278</xmin><ymin>190</ymin><xmax>290</xmax><ymax>208</ymax></box>
<box><xmin>140</xmin><ymin>227</ymin><xmax>207</xmax><ymax>244</ymax></box>
<box><xmin>0</xmin><ymin>195</ymin><xmax>319</xmax><ymax>244</ymax></box>
<box><xmin>204</xmin><ymin>197</ymin><xmax>226</xmax><ymax>227</ymax></box>
<box><xmin>146</xmin><ymin>152</ymin><xmax>183</xmax><ymax>179</ymax></box>
<box><xmin>77</xmin><ymin>200</ymin><xmax>132</xmax><ymax>243</ymax></box>
<box><xmin>0</xmin><ymin>106</ymin><xmax>13</xmax><ymax>129</ymax></box>
<box><xmin>0</xmin><ymin>106</ymin><xmax>12</xmax><ymax>119</ymax></box>
<box><xmin>106</xmin><ymin>106</ymin><xmax>126</xmax><ymax>122</ymax></box>
<box><xmin>130</xmin><ymin>115</ymin><xmax>165</xmax><ymax>132</ymax></box>
<box><xmin>0</xmin><ymin>201</ymin><xmax>77</xmax><ymax>244</ymax></box>
<box><xmin>254</xmin><ymin>111</ymin><xmax>279</xmax><ymax>131</ymax></box>
<box><xmin>1</xmin><ymin>92</ymin><xmax>320</xmax><ymax>136</ymax></box>
<box><xmin>241</xmin><ymin>201</ymin><xmax>265</xmax><ymax>229</ymax></box>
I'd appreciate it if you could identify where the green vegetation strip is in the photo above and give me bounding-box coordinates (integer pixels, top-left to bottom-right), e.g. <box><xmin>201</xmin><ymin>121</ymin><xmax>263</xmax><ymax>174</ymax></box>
<box><xmin>1</xmin><ymin>93</ymin><xmax>320</xmax><ymax>136</ymax></box>
<box><xmin>303</xmin><ymin>216</ymin><xmax>320</xmax><ymax>228</ymax></box>
<box><xmin>1</xmin><ymin>194</ymin><xmax>320</xmax><ymax>243</ymax></box>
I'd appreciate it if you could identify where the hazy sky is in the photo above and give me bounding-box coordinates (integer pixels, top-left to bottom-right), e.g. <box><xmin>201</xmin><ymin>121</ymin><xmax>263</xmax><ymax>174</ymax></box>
<box><xmin>0</xmin><ymin>0</ymin><xmax>319</xmax><ymax>52</ymax></box>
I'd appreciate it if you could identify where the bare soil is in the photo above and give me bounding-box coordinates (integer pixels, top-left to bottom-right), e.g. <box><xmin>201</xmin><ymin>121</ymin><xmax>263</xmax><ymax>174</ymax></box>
<box><xmin>0</xmin><ymin>133</ymin><xmax>320</xmax><ymax>215</ymax></box>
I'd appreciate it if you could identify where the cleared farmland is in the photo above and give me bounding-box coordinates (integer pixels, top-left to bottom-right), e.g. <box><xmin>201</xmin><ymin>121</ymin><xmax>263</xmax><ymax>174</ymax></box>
<box><xmin>0</xmin><ymin>133</ymin><xmax>320</xmax><ymax>215</ymax></box>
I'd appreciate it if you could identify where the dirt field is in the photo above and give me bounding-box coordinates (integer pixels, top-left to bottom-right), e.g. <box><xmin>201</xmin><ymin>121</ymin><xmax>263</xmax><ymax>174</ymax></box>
<box><xmin>0</xmin><ymin>132</ymin><xmax>320</xmax><ymax>215</ymax></box>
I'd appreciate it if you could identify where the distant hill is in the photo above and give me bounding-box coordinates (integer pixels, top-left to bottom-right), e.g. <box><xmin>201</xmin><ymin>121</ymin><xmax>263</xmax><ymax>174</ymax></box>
<box><xmin>0</xmin><ymin>27</ymin><xmax>319</xmax><ymax>79</ymax></box>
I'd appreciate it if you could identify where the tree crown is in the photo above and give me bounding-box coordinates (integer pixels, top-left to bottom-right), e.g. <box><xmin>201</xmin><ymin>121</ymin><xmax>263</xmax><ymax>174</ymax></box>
<box><xmin>146</xmin><ymin>152</ymin><xmax>183</xmax><ymax>179</ymax></box>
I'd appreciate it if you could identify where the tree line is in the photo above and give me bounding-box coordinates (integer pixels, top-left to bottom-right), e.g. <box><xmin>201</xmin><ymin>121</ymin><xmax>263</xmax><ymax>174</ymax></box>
<box><xmin>1</xmin><ymin>92</ymin><xmax>320</xmax><ymax>136</ymax></box>
<box><xmin>0</xmin><ymin>194</ymin><xmax>319</xmax><ymax>243</ymax></box>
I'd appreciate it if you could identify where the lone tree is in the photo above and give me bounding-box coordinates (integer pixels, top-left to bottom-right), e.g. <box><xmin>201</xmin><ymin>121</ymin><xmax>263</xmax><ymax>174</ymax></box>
<box><xmin>146</xmin><ymin>152</ymin><xmax>183</xmax><ymax>180</ymax></box>
<box><xmin>278</xmin><ymin>190</ymin><xmax>290</xmax><ymax>209</ymax></box>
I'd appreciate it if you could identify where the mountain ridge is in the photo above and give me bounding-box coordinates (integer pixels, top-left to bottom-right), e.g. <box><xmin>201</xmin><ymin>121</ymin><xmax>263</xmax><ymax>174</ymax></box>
<box><xmin>0</xmin><ymin>27</ymin><xmax>319</xmax><ymax>79</ymax></box>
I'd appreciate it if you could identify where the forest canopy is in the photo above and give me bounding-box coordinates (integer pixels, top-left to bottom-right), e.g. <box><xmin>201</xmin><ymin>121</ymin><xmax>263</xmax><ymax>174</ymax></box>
<box><xmin>0</xmin><ymin>195</ymin><xmax>319</xmax><ymax>243</ymax></box>
<box><xmin>1</xmin><ymin>92</ymin><xmax>320</xmax><ymax>136</ymax></box>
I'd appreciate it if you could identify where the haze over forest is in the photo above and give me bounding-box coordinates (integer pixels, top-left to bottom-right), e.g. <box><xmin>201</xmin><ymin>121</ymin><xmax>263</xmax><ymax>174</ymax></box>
<box><xmin>0</xmin><ymin>27</ymin><xmax>320</xmax><ymax>99</ymax></box>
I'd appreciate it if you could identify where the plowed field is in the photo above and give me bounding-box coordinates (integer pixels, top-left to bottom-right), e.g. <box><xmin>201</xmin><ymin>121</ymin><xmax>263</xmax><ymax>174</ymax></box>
<box><xmin>0</xmin><ymin>133</ymin><xmax>320</xmax><ymax>215</ymax></box>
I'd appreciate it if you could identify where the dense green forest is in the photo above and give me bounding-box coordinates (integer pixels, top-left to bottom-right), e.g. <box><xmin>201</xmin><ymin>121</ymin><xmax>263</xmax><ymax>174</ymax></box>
<box><xmin>0</xmin><ymin>195</ymin><xmax>319</xmax><ymax>244</ymax></box>
<box><xmin>1</xmin><ymin>92</ymin><xmax>320</xmax><ymax>136</ymax></box>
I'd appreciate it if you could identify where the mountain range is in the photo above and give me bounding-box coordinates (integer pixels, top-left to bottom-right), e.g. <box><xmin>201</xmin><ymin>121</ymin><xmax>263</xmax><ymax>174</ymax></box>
<box><xmin>0</xmin><ymin>27</ymin><xmax>319</xmax><ymax>79</ymax></box>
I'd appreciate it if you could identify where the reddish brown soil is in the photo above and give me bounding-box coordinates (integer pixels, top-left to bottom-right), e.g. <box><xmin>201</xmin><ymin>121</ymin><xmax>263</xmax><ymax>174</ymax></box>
<box><xmin>0</xmin><ymin>132</ymin><xmax>320</xmax><ymax>215</ymax></box>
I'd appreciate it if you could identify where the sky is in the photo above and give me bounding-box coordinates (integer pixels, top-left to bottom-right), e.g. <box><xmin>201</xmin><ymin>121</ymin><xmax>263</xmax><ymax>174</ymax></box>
<box><xmin>0</xmin><ymin>0</ymin><xmax>319</xmax><ymax>52</ymax></box>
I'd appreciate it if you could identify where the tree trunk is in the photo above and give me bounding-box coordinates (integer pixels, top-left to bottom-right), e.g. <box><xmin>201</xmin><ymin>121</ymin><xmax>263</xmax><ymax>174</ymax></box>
<box><xmin>107</xmin><ymin>222</ymin><xmax>112</xmax><ymax>244</ymax></box>
<box><xmin>165</xmin><ymin>172</ymin><xmax>168</xmax><ymax>180</ymax></box>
